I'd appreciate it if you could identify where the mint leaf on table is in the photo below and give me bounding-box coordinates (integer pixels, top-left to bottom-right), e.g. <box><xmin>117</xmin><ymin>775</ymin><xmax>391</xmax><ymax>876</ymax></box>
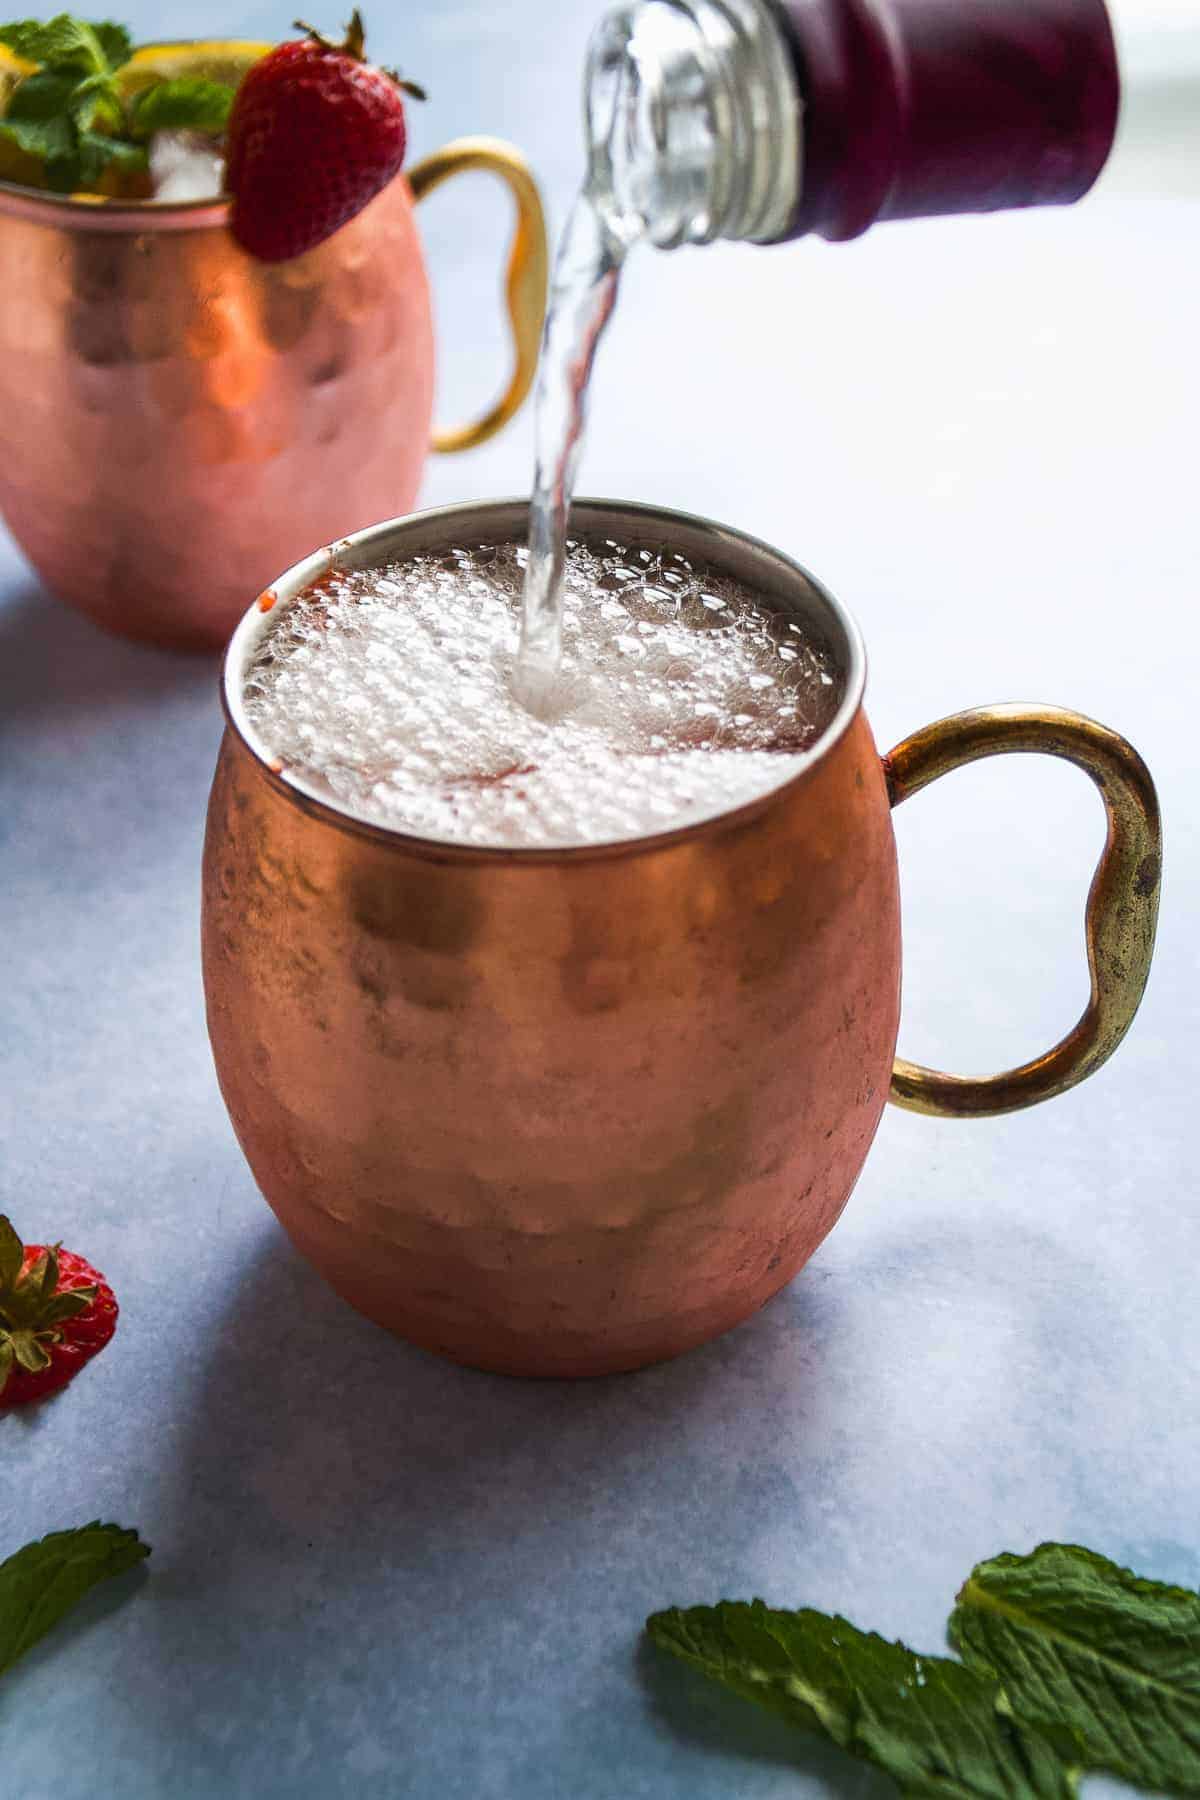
<box><xmin>0</xmin><ymin>1522</ymin><xmax>149</xmax><ymax>1680</ymax></box>
<box><xmin>950</xmin><ymin>1542</ymin><xmax>1200</xmax><ymax>1795</ymax></box>
<box><xmin>648</xmin><ymin>1600</ymin><xmax>1075</xmax><ymax>1800</ymax></box>
<box><xmin>128</xmin><ymin>76</ymin><xmax>233</xmax><ymax>139</ymax></box>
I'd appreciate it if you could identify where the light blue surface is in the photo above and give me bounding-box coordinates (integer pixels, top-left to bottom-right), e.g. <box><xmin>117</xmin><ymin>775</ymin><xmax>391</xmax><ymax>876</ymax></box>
<box><xmin>2</xmin><ymin>3</ymin><xmax>1199</xmax><ymax>1796</ymax></box>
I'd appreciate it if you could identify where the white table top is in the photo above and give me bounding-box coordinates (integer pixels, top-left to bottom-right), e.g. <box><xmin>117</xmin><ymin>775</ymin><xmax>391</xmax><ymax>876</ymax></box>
<box><xmin>1</xmin><ymin>2</ymin><xmax>1197</xmax><ymax>1794</ymax></box>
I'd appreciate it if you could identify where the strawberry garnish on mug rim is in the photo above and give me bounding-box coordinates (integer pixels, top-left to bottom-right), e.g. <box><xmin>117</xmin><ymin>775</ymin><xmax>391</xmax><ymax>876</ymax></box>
<box><xmin>224</xmin><ymin>9</ymin><xmax>426</xmax><ymax>263</ymax></box>
<box><xmin>0</xmin><ymin>1215</ymin><xmax>118</xmax><ymax>1409</ymax></box>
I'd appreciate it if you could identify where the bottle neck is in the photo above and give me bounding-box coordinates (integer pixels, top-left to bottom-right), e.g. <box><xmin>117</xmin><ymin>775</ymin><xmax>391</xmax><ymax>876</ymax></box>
<box><xmin>584</xmin><ymin>0</ymin><xmax>801</xmax><ymax>246</ymax></box>
<box><xmin>584</xmin><ymin>0</ymin><xmax>1124</xmax><ymax>247</ymax></box>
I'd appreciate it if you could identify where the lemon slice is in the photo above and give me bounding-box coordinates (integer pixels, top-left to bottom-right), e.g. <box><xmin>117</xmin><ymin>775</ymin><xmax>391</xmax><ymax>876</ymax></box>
<box><xmin>0</xmin><ymin>42</ymin><xmax>31</xmax><ymax>89</ymax></box>
<box><xmin>116</xmin><ymin>38</ymin><xmax>272</xmax><ymax>100</ymax></box>
<box><xmin>0</xmin><ymin>37</ymin><xmax>271</xmax><ymax>197</ymax></box>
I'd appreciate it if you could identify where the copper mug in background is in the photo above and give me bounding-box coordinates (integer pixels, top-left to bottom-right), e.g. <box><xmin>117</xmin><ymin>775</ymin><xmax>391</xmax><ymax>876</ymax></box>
<box><xmin>201</xmin><ymin>499</ymin><xmax>1162</xmax><ymax>1379</ymax></box>
<box><xmin>0</xmin><ymin>76</ymin><xmax>547</xmax><ymax>650</ymax></box>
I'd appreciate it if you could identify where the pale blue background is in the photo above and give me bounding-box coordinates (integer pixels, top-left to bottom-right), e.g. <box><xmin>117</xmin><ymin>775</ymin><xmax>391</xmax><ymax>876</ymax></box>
<box><xmin>1</xmin><ymin>2</ymin><xmax>1198</xmax><ymax>1796</ymax></box>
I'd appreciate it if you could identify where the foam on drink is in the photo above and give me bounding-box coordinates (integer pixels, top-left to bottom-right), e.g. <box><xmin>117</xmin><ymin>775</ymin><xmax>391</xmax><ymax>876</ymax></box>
<box><xmin>244</xmin><ymin>537</ymin><xmax>840</xmax><ymax>849</ymax></box>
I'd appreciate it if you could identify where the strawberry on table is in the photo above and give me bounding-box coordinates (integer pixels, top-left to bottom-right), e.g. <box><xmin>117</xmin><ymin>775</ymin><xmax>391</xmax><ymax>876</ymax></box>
<box><xmin>0</xmin><ymin>1216</ymin><xmax>117</xmax><ymax>1410</ymax></box>
<box><xmin>225</xmin><ymin>9</ymin><xmax>425</xmax><ymax>262</ymax></box>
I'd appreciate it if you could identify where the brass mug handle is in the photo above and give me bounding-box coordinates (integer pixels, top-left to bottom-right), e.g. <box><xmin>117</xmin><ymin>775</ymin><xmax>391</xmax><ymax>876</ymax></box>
<box><xmin>885</xmin><ymin>704</ymin><xmax>1161</xmax><ymax>1119</ymax></box>
<box><xmin>407</xmin><ymin>136</ymin><xmax>549</xmax><ymax>455</ymax></box>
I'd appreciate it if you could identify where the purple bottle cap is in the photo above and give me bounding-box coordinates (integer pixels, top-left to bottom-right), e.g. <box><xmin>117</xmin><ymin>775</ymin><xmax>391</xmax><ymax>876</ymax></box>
<box><xmin>773</xmin><ymin>0</ymin><xmax>1120</xmax><ymax>241</ymax></box>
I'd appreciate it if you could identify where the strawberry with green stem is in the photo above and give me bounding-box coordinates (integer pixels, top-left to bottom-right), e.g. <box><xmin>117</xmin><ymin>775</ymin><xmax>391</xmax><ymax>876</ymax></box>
<box><xmin>225</xmin><ymin>10</ymin><xmax>425</xmax><ymax>262</ymax></box>
<box><xmin>0</xmin><ymin>1214</ymin><xmax>117</xmax><ymax>1409</ymax></box>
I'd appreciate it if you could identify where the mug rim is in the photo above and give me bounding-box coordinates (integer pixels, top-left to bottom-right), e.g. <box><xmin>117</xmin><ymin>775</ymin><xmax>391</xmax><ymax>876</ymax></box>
<box><xmin>0</xmin><ymin>177</ymin><xmax>230</xmax><ymax>233</ymax></box>
<box><xmin>219</xmin><ymin>496</ymin><xmax>869</xmax><ymax>865</ymax></box>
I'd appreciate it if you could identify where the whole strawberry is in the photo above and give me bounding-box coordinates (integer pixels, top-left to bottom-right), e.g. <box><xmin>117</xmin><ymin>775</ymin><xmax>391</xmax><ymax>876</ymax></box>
<box><xmin>0</xmin><ymin>1216</ymin><xmax>117</xmax><ymax>1410</ymax></box>
<box><xmin>225</xmin><ymin>10</ymin><xmax>424</xmax><ymax>262</ymax></box>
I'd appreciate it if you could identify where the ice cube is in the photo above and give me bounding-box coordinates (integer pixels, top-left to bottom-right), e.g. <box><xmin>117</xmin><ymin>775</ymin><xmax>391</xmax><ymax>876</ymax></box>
<box><xmin>150</xmin><ymin>132</ymin><xmax>225</xmax><ymax>204</ymax></box>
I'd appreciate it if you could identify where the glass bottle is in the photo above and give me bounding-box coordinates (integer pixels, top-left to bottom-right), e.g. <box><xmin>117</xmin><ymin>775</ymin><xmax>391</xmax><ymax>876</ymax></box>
<box><xmin>584</xmin><ymin>0</ymin><xmax>1200</xmax><ymax>250</ymax></box>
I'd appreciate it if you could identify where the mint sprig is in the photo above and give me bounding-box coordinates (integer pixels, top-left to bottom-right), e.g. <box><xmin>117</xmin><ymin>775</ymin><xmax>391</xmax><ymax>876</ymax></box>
<box><xmin>0</xmin><ymin>14</ymin><xmax>121</xmax><ymax>69</ymax></box>
<box><xmin>0</xmin><ymin>1522</ymin><xmax>149</xmax><ymax>1679</ymax></box>
<box><xmin>0</xmin><ymin>14</ymin><xmax>234</xmax><ymax>193</ymax></box>
<box><xmin>649</xmin><ymin>1543</ymin><xmax>1200</xmax><ymax>1798</ymax></box>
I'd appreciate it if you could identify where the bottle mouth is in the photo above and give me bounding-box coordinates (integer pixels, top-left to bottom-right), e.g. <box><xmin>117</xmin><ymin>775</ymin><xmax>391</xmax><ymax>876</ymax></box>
<box><xmin>585</xmin><ymin>2</ymin><xmax>723</xmax><ymax>247</ymax></box>
<box><xmin>583</xmin><ymin>0</ymin><xmax>801</xmax><ymax>248</ymax></box>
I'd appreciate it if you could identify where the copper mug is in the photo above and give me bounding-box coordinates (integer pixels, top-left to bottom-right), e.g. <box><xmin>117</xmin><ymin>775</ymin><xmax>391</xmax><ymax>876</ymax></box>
<box><xmin>201</xmin><ymin>499</ymin><xmax>1161</xmax><ymax>1378</ymax></box>
<box><xmin>0</xmin><ymin>121</ymin><xmax>546</xmax><ymax>650</ymax></box>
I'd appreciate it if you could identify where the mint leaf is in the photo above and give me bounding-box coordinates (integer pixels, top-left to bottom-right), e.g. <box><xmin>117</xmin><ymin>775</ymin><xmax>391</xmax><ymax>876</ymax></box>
<box><xmin>74</xmin><ymin>127</ymin><xmax>143</xmax><ymax>184</ymax></box>
<box><xmin>128</xmin><ymin>76</ymin><xmax>233</xmax><ymax>140</ymax></box>
<box><xmin>0</xmin><ymin>17</ymin><xmax>71</xmax><ymax>61</ymax></box>
<box><xmin>950</xmin><ymin>1543</ymin><xmax>1200</xmax><ymax>1795</ymax></box>
<box><xmin>4</xmin><ymin>66</ymin><xmax>78</xmax><ymax>119</ymax></box>
<box><xmin>648</xmin><ymin>1600</ymin><xmax>1075</xmax><ymax>1800</ymax></box>
<box><xmin>0</xmin><ymin>111</ymin><xmax>73</xmax><ymax>159</ymax></box>
<box><xmin>72</xmin><ymin>80</ymin><xmax>122</xmax><ymax>134</ymax></box>
<box><xmin>0</xmin><ymin>1522</ymin><xmax>149</xmax><ymax>1679</ymax></box>
<box><xmin>90</xmin><ymin>19</ymin><xmax>129</xmax><ymax>69</ymax></box>
<box><xmin>0</xmin><ymin>15</ymin><xmax>108</xmax><ymax>74</ymax></box>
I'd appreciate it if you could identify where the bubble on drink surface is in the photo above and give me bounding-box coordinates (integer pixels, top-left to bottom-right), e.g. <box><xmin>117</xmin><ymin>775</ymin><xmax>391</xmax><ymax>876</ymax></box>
<box><xmin>243</xmin><ymin>540</ymin><xmax>841</xmax><ymax>848</ymax></box>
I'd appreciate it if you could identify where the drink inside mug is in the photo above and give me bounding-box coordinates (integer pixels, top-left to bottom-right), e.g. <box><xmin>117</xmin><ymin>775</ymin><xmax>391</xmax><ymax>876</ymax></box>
<box><xmin>241</xmin><ymin>529</ymin><xmax>845</xmax><ymax>850</ymax></box>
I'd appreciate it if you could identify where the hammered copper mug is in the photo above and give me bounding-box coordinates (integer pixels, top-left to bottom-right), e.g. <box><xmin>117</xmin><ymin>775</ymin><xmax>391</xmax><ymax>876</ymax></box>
<box><xmin>201</xmin><ymin>499</ymin><xmax>1161</xmax><ymax>1378</ymax></box>
<box><xmin>0</xmin><ymin>118</ymin><xmax>546</xmax><ymax>649</ymax></box>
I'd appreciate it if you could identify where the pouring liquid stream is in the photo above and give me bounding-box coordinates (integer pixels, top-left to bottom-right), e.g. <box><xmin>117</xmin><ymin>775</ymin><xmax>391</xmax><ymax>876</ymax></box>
<box><xmin>514</xmin><ymin>194</ymin><xmax>631</xmax><ymax>714</ymax></box>
<box><xmin>515</xmin><ymin>0</ymin><xmax>679</xmax><ymax>714</ymax></box>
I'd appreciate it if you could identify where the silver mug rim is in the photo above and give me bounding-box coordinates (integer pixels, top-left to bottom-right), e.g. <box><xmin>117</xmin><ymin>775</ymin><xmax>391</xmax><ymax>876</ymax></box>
<box><xmin>219</xmin><ymin>496</ymin><xmax>870</xmax><ymax>865</ymax></box>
